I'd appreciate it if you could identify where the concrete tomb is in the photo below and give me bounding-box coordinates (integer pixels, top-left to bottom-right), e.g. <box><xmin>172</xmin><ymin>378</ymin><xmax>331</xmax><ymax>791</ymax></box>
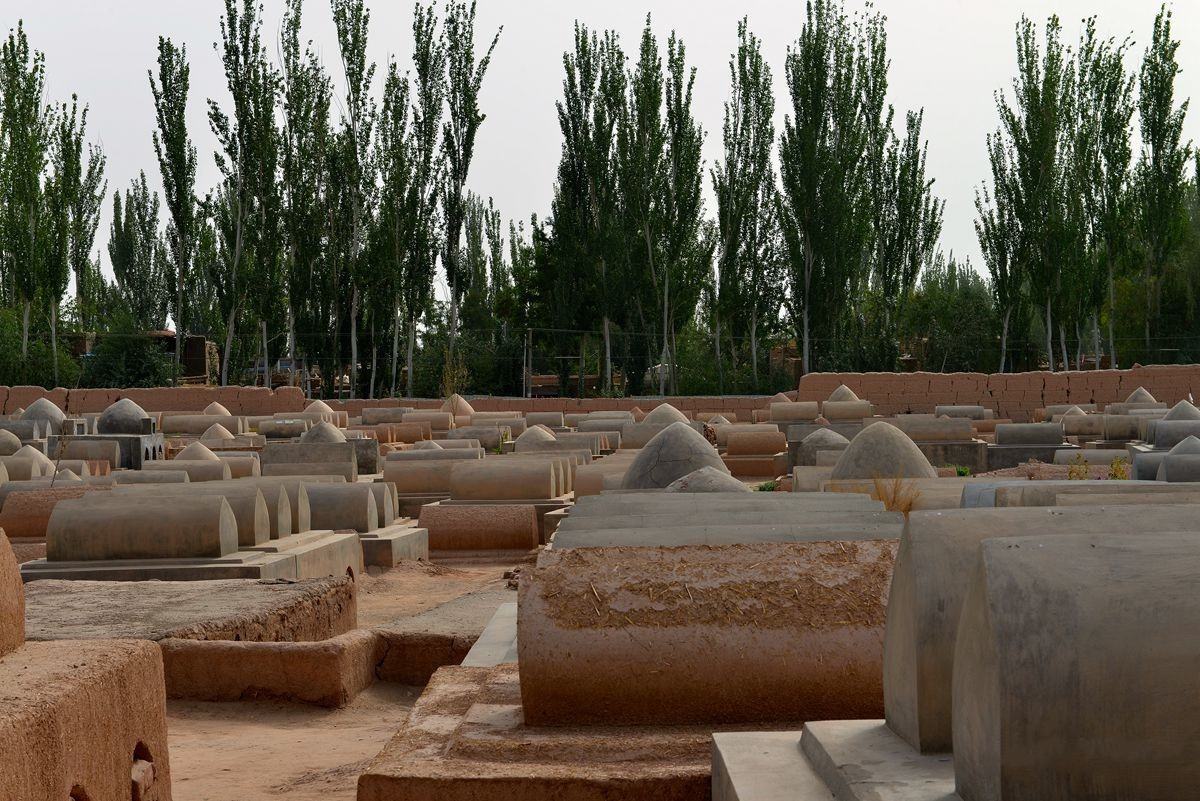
<box><xmin>828</xmin><ymin>384</ymin><xmax>860</xmax><ymax>402</ymax></box>
<box><xmin>0</xmin><ymin>533</ymin><xmax>173</xmax><ymax>800</ymax></box>
<box><xmin>0</xmin><ymin>429</ymin><xmax>20</xmax><ymax>455</ymax></box>
<box><xmin>723</xmin><ymin>430</ymin><xmax>788</xmax><ymax>477</ymax></box>
<box><xmin>830</xmin><ymin>423</ymin><xmax>938</xmax><ymax>480</ymax></box>
<box><xmin>795</xmin><ymin>428</ymin><xmax>850</xmax><ymax>468</ymax></box>
<box><xmin>519</xmin><ymin>539</ymin><xmax>895</xmax><ymax>725</ymax></box>
<box><xmin>666</xmin><ymin>466</ymin><xmax>752</xmax><ymax>493</ymax></box>
<box><xmin>643</xmin><ymin>403</ymin><xmax>690</xmax><ymax>425</ymax></box>
<box><xmin>301</xmin><ymin>420</ymin><xmax>347</xmax><ymax>443</ymax></box>
<box><xmin>204</xmin><ymin>401</ymin><xmax>232</xmax><ymax>416</ymax></box>
<box><xmin>621</xmin><ymin>422</ymin><xmax>730</xmax><ymax>490</ymax></box>
<box><xmin>21</xmin><ymin>397</ymin><xmax>66</xmax><ymax>434</ymax></box>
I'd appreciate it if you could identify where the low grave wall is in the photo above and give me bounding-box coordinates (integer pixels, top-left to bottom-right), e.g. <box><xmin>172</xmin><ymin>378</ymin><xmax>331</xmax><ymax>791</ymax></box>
<box><xmin>798</xmin><ymin>365</ymin><xmax>1200</xmax><ymax>422</ymax></box>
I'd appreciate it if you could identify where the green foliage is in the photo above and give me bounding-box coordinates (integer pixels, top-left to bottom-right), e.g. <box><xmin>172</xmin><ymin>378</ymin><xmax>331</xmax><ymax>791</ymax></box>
<box><xmin>80</xmin><ymin>328</ymin><xmax>180</xmax><ymax>389</ymax></box>
<box><xmin>900</xmin><ymin>254</ymin><xmax>999</xmax><ymax>372</ymax></box>
<box><xmin>0</xmin><ymin>309</ymin><xmax>79</xmax><ymax>387</ymax></box>
<box><xmin>952</xmin><ymin>465</ymin><xmax>972</xmax><ymax>477</ymax></box>
<box><xmin>755</xmin><ymin>480</ymin><xmax>777</xmax><ymax>492</ymax></box>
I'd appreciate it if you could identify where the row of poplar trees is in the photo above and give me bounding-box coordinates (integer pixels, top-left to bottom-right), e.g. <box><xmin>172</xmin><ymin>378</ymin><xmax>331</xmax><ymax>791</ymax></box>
<box><xmin>532</xmin><ymin>2</ymin><xmax>943</xmax><ymax>394</ymax></box>
<box><xmin>0</xmin><ymin>0</ymin><xmax>503</xmax><ymax>396</ymax></box>
<box><xmin>977</xmin><ymin>6</ymin><xmax>1195</xmax><ymax>372</ymax></box>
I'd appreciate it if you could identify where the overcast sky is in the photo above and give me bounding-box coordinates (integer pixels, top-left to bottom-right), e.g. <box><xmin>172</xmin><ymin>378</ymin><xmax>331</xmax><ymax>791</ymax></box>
<box><xmin>17</xmin><ymin>0</ymin><xmax>1200</xmax><ymax>293</ymax></box>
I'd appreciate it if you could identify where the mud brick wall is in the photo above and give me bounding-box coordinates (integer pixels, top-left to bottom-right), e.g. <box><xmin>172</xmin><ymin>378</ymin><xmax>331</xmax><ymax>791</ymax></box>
<box><xmin>0</xmin><ymin>386</ymin><xmax>307</xmax><ymax>415</ymax></box>
<box><xmin>797</xmin><ymin>366</ymin><xmax>1200</xmax><ymax>422</ymax></box>
<box><xmin>0</xmin><ymin>386</ymin><xmax>789</xmax><ymax>418</ymax></box>
<box><xmin>318</xmin><ymin>394</ymin><xmax>790</xmax><ymax>417</ymax></box>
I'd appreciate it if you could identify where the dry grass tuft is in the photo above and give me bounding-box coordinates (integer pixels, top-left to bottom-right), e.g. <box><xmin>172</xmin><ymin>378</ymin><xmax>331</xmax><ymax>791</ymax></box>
<box><xmin>872</xmin><ymin>476</ymin><xmax>922</xmax><ymax>517</ymax></box>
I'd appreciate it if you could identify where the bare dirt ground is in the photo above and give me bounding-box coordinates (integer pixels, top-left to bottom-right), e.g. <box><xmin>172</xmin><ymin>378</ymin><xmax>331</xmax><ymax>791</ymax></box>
<box><xmin>977</xmin><ymin>461</ymin><xmax>1118</xmax><ymax>480</ymax></box>
<box><xmin>168</xmin><ymin>683</ymin><xmax>418</xmax><ymax>801</ymax></box>
<box><xmin>166</xmin><ymin>556</ymin><xmax>522</xmax><ymax>801</ymax></box>
<box><xmin>354</xmin><ymin>558</ymin><xmax>516</xmax><ymax>627</ymax></box>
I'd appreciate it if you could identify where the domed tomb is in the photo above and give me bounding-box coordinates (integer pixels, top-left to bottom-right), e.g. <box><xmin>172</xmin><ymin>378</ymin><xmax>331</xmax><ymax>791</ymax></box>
<box><xmin>175</xmin><ymin>441</ymin><xmax>221</xmax><ymax>461</ymax></box>
<box><xmin>827</xmin><ymin>384</ymin><xmax>860</xmax><ymax>402</ymax></box>
<box><xmin>21</xmin><ymin>398</ymin><xmax>66</xmax><ymax>434</ymax></box>
<box><xmin>621</xmin><ymin>422</ymin><xmax>729</xmax><ymax>490</ymax></box>
<box><xmin>0</xmin><ymin>430</ymin><xmax>21</xmax><ymax>456</ymax></box>
<box><xmin>642</xmin><ymin>403</ymin><xmax>689</xmax><ymax>426</ymax></box>
<box><xmin>666</xmin><ymin>466</ymin><xmax>752</xmax><ymax>493</ymax></box>
<box><xmin>200</xmin><ymin>423</ymin><xmax>236</xmax><ymax>441</ymax></box>
<box><xmin>300</xmin><ymin>421</ymin><xmax>347</xmax><ymax>443</ymax></box>
<box><xmin>97</xmin><ymin>398</ymin><xmax>151</xmax><ymax>435</ymax></box>
<box><xmin>830</xmin><ymin>423</ymin><xmax>937</xmax><ymax>480</ymax></box>
<box><xmin>1125</xmin><ymin>386</ymin><xmax>1156</xmax><ymax>404</ymax></box>
<box><xmin>1163</xmin><ymin>400</ymin><xmax>1200</xmax><ymax>421</ymax></box>
<box><xmin>440</xmin><ymin>393</ymin><xmax>475</xmax><ymax>416</ymax></box>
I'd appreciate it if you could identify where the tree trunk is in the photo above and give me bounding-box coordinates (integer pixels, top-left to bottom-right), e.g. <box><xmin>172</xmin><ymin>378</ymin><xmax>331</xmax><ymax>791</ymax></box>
<box><xmin>802</xmin><ymin>305</ymin><xmax>811</xmax><ymax>377</ymax></box>
<box><xmin>220</xmin><ymin>303</ymin><xmax>238</xmax><ymax>386</ymax></box>
<box><xmin>50</xmin><ymin>302</ymin><xmax>59</xmax><ymax>385</ymax></box>
<box><xmin>999</xmin><ymin>306</ymin><xmax>1011</xmax><ymax>373</ymax></box>
<box><xmin>369</xmin><ymin>318</ymin><xmax>378</xmax><ymax>400</ymax></box>
<box><xmin>1044</xmin><ymin>299</ymin><xmax>1055</xmax><ymax>373</ymax></box>
<box><xmin>577</xmin><ymin>334</ymin><xmax>586</xmax><ymax>399</ymax></box>
<box><xmin>176</xmin><ymin>249</ymin><xmax>185</xmax><ymax>374</ymax></box>
<box><xmin>1092</xmin><ymin>313</ymin><xmax>1101</xmax><ymax>371</ymax></box>
<box><xmin>1144</xmin><ymin>261</ymin><xmax>1152</xmax><ymax>353</ymax></box>
<box><xmin>1058</xmin><ymin>322</ymin><xmax>1068</xmax><ymax>373</ymax></box>
<box><xmin>714</xmin><ymin>313</ymin><xmax>724</xmax><ymax>394</ymax></box>
<box><xmin>670</xmin><ymin>322</ymin><xmax>679</xmax><ymax>395</ymax></box>
<box><xmin>261</xmin><ymin>319</ymin><xmax>270</xmax><ymax>388</ymax></box>
<box><xmin>603</xmin><ymin>316</ymin><xmax>613</xmax><ymax>394</ymax></box>
<box><xmin>349</xmin><ymin>285</ymin><xmax>359</xmax><ymax>400</ymax></box>
<box><xmin>448</xmin><ymin>282</ymin><xmax>458</xmax><ymax>365</ymax></box>
<box><xmin>406</xmin><ymin>311</ymin><xmax>416</xmax><ymax>399</ymax></box>
<box><xmin>390</xmin><ymin>303</ymin><xmax>401</xmax><ymax>397</ymax></box>
<box><xmin>750</xmin><ymin>313</ymin><xmax>760</xmax><ymax>392</ymax></box>
<box><xmin>661</xmin><ymin>258</ymin><xmax>670</xmax><ymax>397</ymax></box>
<box><xmin>20</xmin><ymin>299</ymin><xmax>30</xmax><ymax>361</ymax></box>
<box><xmin>1107</xmin><ymin>258</ymin><xmax>1117</xmax><ymax>369</ymax></box>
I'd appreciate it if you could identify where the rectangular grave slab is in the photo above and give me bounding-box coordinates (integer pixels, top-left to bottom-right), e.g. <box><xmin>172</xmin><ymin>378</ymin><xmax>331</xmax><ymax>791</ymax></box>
<box><xmin>358</xmin><ymin>522</ymin><xmax>429</xmax><ymax>567</ymax></box>
<box><xmin>357</xmin><ymin>664</ymin><xmax>770</xmax><ymax>801</ymax></box>
<box><xmin>47</xmin><ymin>432</ymin><xmax>164</xmax><ymax>469</ymax></box>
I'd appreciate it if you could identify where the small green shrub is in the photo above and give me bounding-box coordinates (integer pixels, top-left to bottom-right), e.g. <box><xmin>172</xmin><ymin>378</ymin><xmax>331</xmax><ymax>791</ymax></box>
<box><xmin>80</xmin><ymin>331</ymin><xmax>180</xmax><ymax>388</ymax></box>
<box><xmin>756</xmin><ymin>480</ymin><xmax>778</xmax><ymax>492</ymax></box>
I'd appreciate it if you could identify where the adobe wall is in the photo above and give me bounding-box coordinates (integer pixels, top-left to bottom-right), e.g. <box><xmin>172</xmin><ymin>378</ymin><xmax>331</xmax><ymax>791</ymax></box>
<box><xmin>798</xmin><ymin>366</ymin><xmax>1200</xmax><ymax>422</ymax></box>
<box><xmin>6</xmin><ymin>365</ymin><xmax>1197</xmax><ymax>421</ymax></box>
<box><xmin>0</xmin><ymin>386</ymin><xmax>784</xmax><ymax>417</ymax></box>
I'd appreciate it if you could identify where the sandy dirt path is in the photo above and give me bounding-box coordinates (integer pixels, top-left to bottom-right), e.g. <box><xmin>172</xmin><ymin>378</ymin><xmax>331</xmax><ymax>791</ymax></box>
<box><xmin>167</xmin><ymin>683</ymin><xmax>418</xmax><ymax>801</ymax></box>
<box><xmin>166</xmin><ymin>556</ymin><xmax>523</xmax><ymax>800</ymax></box>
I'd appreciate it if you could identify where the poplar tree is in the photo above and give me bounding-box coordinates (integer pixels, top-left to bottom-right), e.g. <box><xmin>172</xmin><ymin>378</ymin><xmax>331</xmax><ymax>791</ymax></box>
<box><xmin>712</xmin><ymin>19</ymin><xmax>774</xmax><ymax>389</ymax></box>
<box><xmin>332</xmin><ymin>0</ymin><xmax>376</xmax><ymax>398</ymax></box>
<box><xmin>441</xmin><ymin>0</ymin><xmax>500</xmax><ymax>365</ymax></box>
<box><xmin>658</xmin><ymin>32</ymin><xmax>708</xmax><ymax>393</ymax></box>
<box><xmin>280</xmin><ymin>0</ymin><xmax>332</xmax><ymax>377</ymax></box>
<box><xmin>994</xmin><ymin>16</ymin><xmax>1074</xmax><ymax>371</ymax></box>
<box><xmin>1135</xmin><ymin>4</ymin><xmax>1191</xmax><ymax>352</ymax></box>
<box><xmin>108</xmin><ymin>172</ymin><xmax>170</xmax><ymax>330</ymax></box>
<box><xmin>208</xmin><ymin>0</ymin><xmax>267</xmax><ymax>384</ymax></box>
<box><xmin>400</xmin><ymin>1</ymin><xmax>446</xmax><ymax>398</ymax></box>
<box><xmin>1076</xmin><ymin>19</ymin><xmax>1134</xmax><ymax>367</ymax></box>
<box><xmin>778</xmin><ymin>0</ymin><xmax>869</xmax><ymax>374</ymax></box>
<box><xmin>150</xmin><ymin>37</ymin><xmax>197</xmax><ymax>373</ymax></box>
<box><xmin>1</xmin><ymin>22</ymin><xmax>49</xmax><ymax>359</ymax></box>
<box><xmin>46</xmin><ymin>97</ymin><xmax>105</xmax><ymax>380</ymax></box>
<box><xmin>375</xmin><ymin>61</ymin><xmax>416</xmax><ymax>396</ymax></box>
